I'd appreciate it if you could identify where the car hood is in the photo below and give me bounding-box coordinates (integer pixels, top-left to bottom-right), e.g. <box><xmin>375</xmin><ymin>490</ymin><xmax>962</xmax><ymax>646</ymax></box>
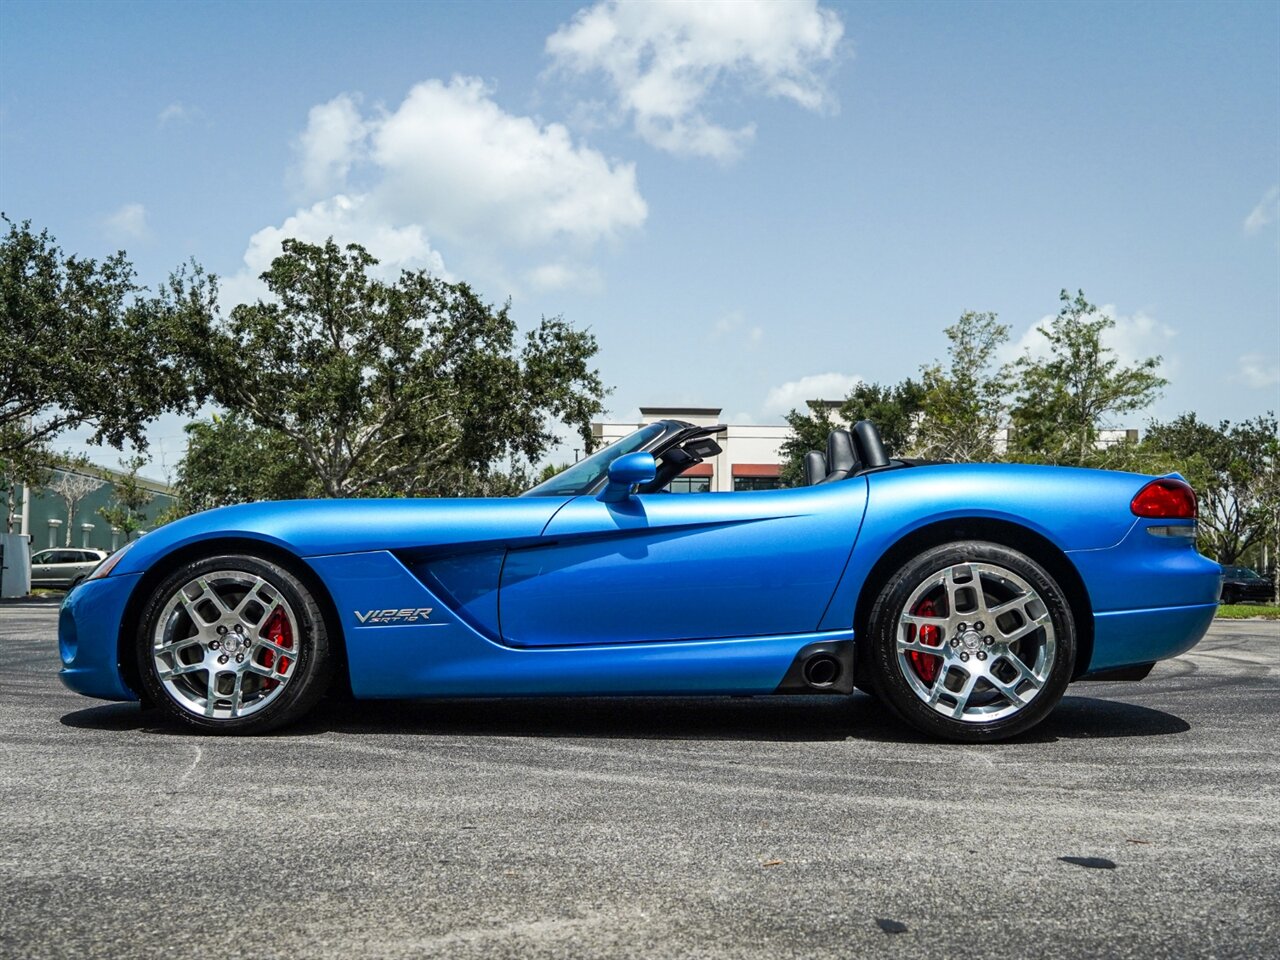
<box><xmin>110</xmin><ymin>497</ymin><xmax>574</xmax><ymax>579</ymax></box>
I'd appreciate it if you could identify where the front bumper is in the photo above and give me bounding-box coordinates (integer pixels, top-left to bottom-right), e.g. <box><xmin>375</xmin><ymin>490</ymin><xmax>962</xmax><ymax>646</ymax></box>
<box><xmin>1225</xmin><ymin>583</ymin><xmax>1276</xmax><ymax>603</ymax></box>
<box><xmin>58</xmin><ymin>573</ymin><xmax>141</xmax><ymax>702</ymax></box>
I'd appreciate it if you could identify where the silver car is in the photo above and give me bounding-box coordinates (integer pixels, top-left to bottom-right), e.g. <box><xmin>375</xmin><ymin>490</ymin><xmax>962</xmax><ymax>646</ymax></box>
<box><xmin>30</xmin><ymin>548</ymin><xmax>108</xmax><ymax>590</ymax></box>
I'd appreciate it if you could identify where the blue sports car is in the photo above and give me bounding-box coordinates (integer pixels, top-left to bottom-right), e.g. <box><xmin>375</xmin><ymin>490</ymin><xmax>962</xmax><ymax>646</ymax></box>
<box><xmin>58</xmin><ymin>419</ymin><xmax>1220</xmax><ymax>742</ymax></box>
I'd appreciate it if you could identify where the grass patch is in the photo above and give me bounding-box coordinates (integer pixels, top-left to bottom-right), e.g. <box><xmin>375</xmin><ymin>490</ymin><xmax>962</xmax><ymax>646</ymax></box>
<box><xmin>1216</xmin><ymin>603</ymin><xmax>1280</xmax><ymax>620</ymax></box>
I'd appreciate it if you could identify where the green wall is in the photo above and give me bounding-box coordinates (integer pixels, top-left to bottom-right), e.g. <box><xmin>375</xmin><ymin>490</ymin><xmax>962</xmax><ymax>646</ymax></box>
<box><xmin>23</xmin><ymin>469</ymin><xmax>176</xmax><ymax>553</ymax></box>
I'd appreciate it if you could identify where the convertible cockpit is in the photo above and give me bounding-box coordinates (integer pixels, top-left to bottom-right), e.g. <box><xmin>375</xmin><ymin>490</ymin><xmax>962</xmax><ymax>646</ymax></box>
<box><xmin>802</xmin><ymin>420</ymin><xmax>893</xmax><ymax>485</ymax></box>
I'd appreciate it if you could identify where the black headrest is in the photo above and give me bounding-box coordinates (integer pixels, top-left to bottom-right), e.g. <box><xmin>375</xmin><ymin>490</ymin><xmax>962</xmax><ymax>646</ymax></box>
<box><xmin>851</xmin><ymin>420</ymin><xmax>889</xmax><ymax>469</ymax></box>
<box><xmin>803</xmin><ymin>450</ymin><xmax>827</xmax><ymax>486</ymax></box>
<box><xmin>826</xmin><ymin>429</ymin><xmax>856</xmax><ymax>474</ymax></box>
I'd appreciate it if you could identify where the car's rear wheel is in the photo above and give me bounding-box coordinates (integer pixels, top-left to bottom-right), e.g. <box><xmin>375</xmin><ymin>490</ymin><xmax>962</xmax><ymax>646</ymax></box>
<box><xmin>863</xmin><ymin>541</ymin><xmax>1076</xmax><ymax>742</ymax></box>
<box><xmin>136</xmin><ymin>554</ymin><xmax>333</xmax><ymax>734</ymax></box>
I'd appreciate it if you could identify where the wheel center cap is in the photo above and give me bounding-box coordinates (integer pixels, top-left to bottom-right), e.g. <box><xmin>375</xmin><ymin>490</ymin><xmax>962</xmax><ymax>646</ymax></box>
<box><xmin>961</xmin><ymin>631</ymin><xmax>982</xmax><ymax>651</ymax></box>
<box><xmin>214</xmin><ymin>625</ymin><xmax>251</xmax><ymax>655</ymax></box>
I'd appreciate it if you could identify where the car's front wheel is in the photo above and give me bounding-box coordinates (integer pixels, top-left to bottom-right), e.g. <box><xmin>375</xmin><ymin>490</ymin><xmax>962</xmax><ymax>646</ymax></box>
<box><xmin>136</xmin><ymin>554</ymin><xmax>333</xmax><ymax>734</ymax></box>
<box><xmin>863</xmin><ymin>541</ymin><xmax>1076</xmax><ymax>742</ymax></box>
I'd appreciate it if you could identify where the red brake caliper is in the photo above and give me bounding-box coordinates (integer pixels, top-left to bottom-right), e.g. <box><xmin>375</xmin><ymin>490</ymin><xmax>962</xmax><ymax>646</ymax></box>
<box><xmin>260</xmin><ymin>605</ymin><xmax>294</xmax><ymax>691</ymax></box>
<box><xmin>909</xmin><ymin>597</ymin><xmax>942</xmax><ymax>684</ymax></box>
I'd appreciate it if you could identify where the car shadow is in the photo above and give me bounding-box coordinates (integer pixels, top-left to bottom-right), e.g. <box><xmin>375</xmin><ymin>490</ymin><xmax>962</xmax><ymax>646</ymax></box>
<box><xmin>60</xmin><ymin>692</ymin><xmax>1189</xmax><ymax>744</ymax></box>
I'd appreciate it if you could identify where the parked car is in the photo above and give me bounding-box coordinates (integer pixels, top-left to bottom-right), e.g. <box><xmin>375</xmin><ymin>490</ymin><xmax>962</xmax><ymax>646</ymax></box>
<box><xmin>30</xmin><ymin>548</ymin><xmax>108</xmax><ymax>590</ymax></box>
<box><xmin>1219</xmin><ymin>565</ymin><xmax>1276</xmax><ymax>604</ymax></box>
<box><xmin>57</xmin><ymin>418</ymin><xmax>1221</xmax><ymax>742</ymax></box>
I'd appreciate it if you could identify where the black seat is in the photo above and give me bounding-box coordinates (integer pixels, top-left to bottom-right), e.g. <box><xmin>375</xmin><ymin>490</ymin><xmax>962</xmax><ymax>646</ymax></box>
<box><xmin>817</xmin><ymin>429</ymin><xmax>858</xmax><ymax>484</ymax></box>
<box><xmin>812</xmin><ymin>421</ymin><xmax>890</xmax><ymax>484</ymax></box>
<box><xmin>803</xmin><ymin>450</ymin><xmax>827</xmax><ymax>486</ymax></box>
<box><xmin>851</xmin><ymin>420</ymin><xmax>889</xmax><ymax>469</ymax></box>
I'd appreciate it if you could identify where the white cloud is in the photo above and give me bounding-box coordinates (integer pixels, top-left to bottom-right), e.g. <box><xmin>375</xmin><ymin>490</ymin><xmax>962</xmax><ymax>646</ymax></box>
<box><xmin>763</xmin><ymin>371</ymin><xmax>861</xmax><ymax>416</ymax></box>
<box><xmin>370</xmin><ymin>77</ymin><xmax>646</xmax><ymax>247</ymax></box>
<box><xmin>546</xmin><ymin>0</ymin><xmax>844</xmax><ymax>161</ymax></box>
<box><xmin>1237</xmin><ymin>352</ymin><xmax>1280</xmax><ymax>389</ymax></box>
<box><xmin>244</xmin><ymin>194</ymin><xmax>445</xmax><ymax>279</ymax></box>
<box><xmin>1244</xmin><ymin>185</ymin><xmax>1279</xmax><ymax>234</ymax></box>
<box><xmin>158</xmin><ymin>101</ymin><xmax>194</xmax><ymax>124</ymax></box>
<box><xmin>711</xmin><ymin>310</ymin><xmax>763</xmax><ymax>345</ymax></box>
<box><xmin>1002</xmin><ymin>304</ymin><xmax>1177</xmax><ymax>374</ymax></box>
<box><xmin>220</xmin><ymin>194</ymin><xmax>448</xmax><ymax>310</ymax></box>
<box><xmin>104</xmin><ymin>202</ymin><xmax>148</xmax><ymax>240</ymax></box>
<box><xmin>712</xmin><ymin>311</ymin><xmax>740</xmax><ymax>336</ymax></box>
<box><xmin>294</xmin><ymin>94</ymin><xmax>368</xmax><ymax>196</ymax></box>
<box><xmin>232</xmin><ymin>78</ymin><xmax>647</xmax><ymax>305</ymax></box>
<box><xmin>525</xmin><ymin>261</ymin><xmax>603</xmax><ymax>293</ymax></box>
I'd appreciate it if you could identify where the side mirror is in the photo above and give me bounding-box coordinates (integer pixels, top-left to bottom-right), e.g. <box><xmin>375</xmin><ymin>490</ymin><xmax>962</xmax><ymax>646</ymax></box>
<box><xmin>598</xmin><ymin>452</ymin><xmax>657</xmax><ymax>503</ymax></box>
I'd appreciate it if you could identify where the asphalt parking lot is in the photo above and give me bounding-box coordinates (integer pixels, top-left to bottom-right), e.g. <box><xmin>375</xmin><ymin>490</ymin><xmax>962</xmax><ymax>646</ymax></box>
<box><xmin>1</xmin><ymin>605</ymin><xmax>1277</xmax><ymax>959</ymax></box>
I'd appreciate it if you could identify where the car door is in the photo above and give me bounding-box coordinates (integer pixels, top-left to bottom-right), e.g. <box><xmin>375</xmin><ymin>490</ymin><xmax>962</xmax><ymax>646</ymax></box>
<box><xmin>70</xmin><ymin>551</ymin><xmax>101</xmax><ymax>583</ymax></box>
<box><xmin>32</xmin><ymin>550</ymin><xmax>76</xmax><ymax>587</ymax></box>
<box><xmin>30</xmin><ymin>550</ymin><xmax>56</xmax><ymax>587</ymax></box>
<box><xmin>498</xmin><ymin>480</ymin><xmax>869</xmax><ymax>647</ymax></box>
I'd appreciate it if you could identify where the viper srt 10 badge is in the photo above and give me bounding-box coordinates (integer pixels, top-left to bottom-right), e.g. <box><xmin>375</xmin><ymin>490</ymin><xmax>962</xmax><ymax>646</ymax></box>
<box><xmin>354</xmin><ymin>607</ymin><xmax>434</xmax><ymax>625</ymax></box>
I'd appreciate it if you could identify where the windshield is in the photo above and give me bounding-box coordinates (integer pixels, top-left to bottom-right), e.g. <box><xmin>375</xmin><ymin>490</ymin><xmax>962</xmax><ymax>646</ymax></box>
<box><xmin>1224</xmin><ymin>566</ymin><xmax>1262</xmax><ymax>580</ymax></box>
<box><xmin>523</xmin><ymin>423</ymin><xmax>666</xmax><ymax>497</ymax></box>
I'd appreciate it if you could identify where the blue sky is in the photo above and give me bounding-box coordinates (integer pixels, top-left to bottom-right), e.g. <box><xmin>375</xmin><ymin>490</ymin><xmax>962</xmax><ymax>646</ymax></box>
<box><xmin>2</xmin><ymin>0</ymin><xmax>1277</xmax><ymax>475</ymax></box>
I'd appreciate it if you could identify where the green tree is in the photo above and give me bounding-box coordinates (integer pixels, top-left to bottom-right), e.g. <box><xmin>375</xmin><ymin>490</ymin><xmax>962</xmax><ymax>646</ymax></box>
<box><xmin>777</xmin><ymin>380</ymin><xmax>925</xmax><ymax>485</ymax></box>
<box><xmin>0</xmin><ymin>216</ymin><xmax>198</xmax><ymax>467</ymax></box>
<box><xmin>174</xmin><ymin>414</ymin><xmax>314</xmax><ymax>512</ymax></box>
<box><xmin>1144</xmin><ymin>413</ymin><xmax>1279</xmax><ymax>565</ymax></box>
<box><xmin>537</xmin><ymin>461</ymin><xmax>572</xmax><ymax>484</ymax></box>
<box><xmin>180</xmin><ymin>239</ymin><xmax>607</xmax><ymax>498</ymax></box>
<box><xmin>778</xmin><ymin>401</ymin><xmax>840</xmax><ymax>486</ymax></box>
<box><xmin>839</xmin><ymin>379</ymin><xmax>926</xmax><ymax>458</ymax></box>
<box><xmin>915</xmin><ymin>311</ymin><xmax>1009</xmax><ymax>462</ymax></box>
<box><xmin>1009</xmin><ymin>290</ymin><xmax>1166</xmax><ymax>466</ymax></box>
<box><xmin>98</xmin><ymin>455</ymin><xmax>154</xmax><ymax>541</ymax></box>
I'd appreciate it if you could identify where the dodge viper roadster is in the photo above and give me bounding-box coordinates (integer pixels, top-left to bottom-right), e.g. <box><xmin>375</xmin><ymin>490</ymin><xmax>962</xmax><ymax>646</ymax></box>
<box><xmin>58</xmin><ymin>419</ymin><xmax>1221</xmax><ymax>742</ymax></box>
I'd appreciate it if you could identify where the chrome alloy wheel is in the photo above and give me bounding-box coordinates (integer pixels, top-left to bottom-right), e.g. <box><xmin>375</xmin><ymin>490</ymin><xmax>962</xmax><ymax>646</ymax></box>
<box><xmin>895</xmin><ymin>561</ymin><xmax>1056</xmax><ymax>723</ymax></box>
<box><xmin>151</xmin><ymin>571</ymin><xmax>300</xmax><ymax>720</ymax></box>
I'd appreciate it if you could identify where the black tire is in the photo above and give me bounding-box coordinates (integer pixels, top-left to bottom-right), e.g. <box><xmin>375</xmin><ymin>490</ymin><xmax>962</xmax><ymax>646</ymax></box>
<box><xmin>1220</xmin><ymin>588</ymin><xmax>1236</xmax><ymax>605</ymax></box>
<box><xmin>863</xmin><ymin>541</ymin><xmax>1076</xmax><ymax>743</ymax></box>
<box><xmin>136</xmin><ymin>554</ymin><xmax>333</xmax><ymax>734</ymax></box>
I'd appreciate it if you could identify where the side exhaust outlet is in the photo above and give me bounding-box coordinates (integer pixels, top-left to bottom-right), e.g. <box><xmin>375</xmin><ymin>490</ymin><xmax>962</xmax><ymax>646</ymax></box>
<box><xmin>775</xmin><ymin>640</ymin><xmax>856</xmax><ymax>695</ymax></box>
<box><xmin>802</xmin><ymin>654</ymin><xmax>841</xmax><ymax>688</ymax></box>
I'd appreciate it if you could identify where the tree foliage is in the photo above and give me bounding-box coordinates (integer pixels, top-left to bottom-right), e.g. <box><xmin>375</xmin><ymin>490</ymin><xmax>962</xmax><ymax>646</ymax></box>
<box><xmin>98</xmin><ymin>455</ymin><xmax>154</xmax><ymax>540</ymax></box>
<box><xmin>174</xmin><ymin>415</ymin><xmax>314</xmax><ymax>513</ymax></box>
<box><xmin>777</xmin><ymin>381</ymin><xmax>925</xmax><ymax>485</ymax></box>
<box><xmin>778</xmin><ymin>401</ymin><xmax>839</xmax><ymax>487</ymax></box>
<box><xmin>179</xmin><ymin>239</ymin><xmax>607</xmax><ymax>498</ymax></box>
<box><xmin>839</xmin><ymin>380</ymin><xmax>926</xmax><ymax>458</ymax></box>
<box><xmin>0</xmin><ymin>216</ymin><xmax>198</xmax><ymax>463</ymax></box>
<box><xmin>1144</xmin><ymin>413</ymin><xmax>1279</xmax><ymax>565</ymax></box>
<box><xmin>1009</xmin><ymin>290</ymin><xmax>1166</xmax><ymax>466</ymax></box>
<box><xmin>915</xmin><ymin>311</ymin><xmax>1009</xmax><ymax>462</ymax></box>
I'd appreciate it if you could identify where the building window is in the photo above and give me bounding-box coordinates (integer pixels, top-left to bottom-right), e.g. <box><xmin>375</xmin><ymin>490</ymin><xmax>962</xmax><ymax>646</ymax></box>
<box><xmin>667</xmin><ymin>476</ymin><xmax>712</xmax><ymax>494</ymax></box>
<box><xmin>733</xmin><ymin>476</ymin><xmax>782</xmax><ymax>492</ymax></box>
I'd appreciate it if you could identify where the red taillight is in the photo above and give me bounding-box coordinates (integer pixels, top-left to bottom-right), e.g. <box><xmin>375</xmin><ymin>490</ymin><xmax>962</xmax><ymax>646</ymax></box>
<box><xmin>1131</xmin><ymin>478</ymin><xmax>1197</xmax><ymax>519</ymax></box>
